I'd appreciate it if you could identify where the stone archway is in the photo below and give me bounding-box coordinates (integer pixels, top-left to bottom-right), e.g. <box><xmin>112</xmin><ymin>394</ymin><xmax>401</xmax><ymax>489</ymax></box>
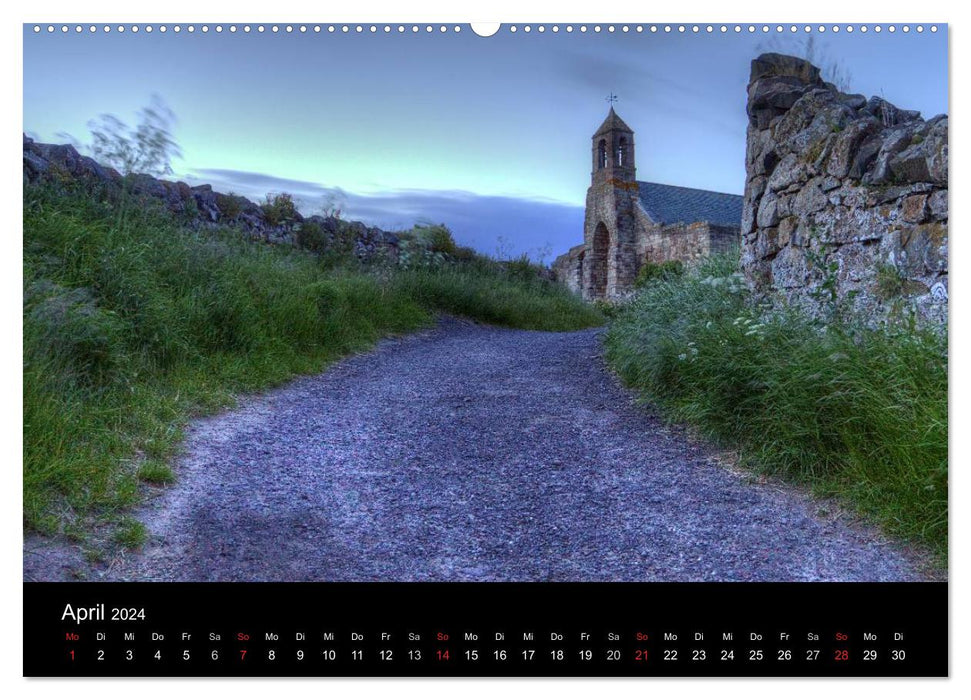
<box><xmin>589</xmin><ymin>222</ymin><xmax>610</xmax><ymax>299</ymax></box>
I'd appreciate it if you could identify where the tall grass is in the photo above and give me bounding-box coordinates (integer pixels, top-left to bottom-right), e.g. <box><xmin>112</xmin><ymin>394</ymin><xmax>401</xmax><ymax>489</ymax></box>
<box><xmin>604</xmin><ymin>253</ymin><xmax>947</xmax><ymax>562</ymax></box>
<box><xmin>391</xmin><ymin>261</ymin><xmax>603</xmax><ymax>331</ymax></box>
<box><xmin>23</xmin><ymin>184</ymin><xmax>601</xmax><ymax>539</ymax></box>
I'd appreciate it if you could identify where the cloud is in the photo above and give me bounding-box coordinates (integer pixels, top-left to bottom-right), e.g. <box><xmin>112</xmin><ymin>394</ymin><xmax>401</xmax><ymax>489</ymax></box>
<box><xmin>557</xmin><ymin>48</ymin><xmax>692</xmax><ymax>101</ymax></box>
<box><xmin>189</xmin><ymin>168</ymin><xmax>337</xmax><ymax>202</ymax></box>
<box><xmin>555</xmin><ymin>47</ymin><xmax>744</xmax><ymax>137</ymax></box>
<box><xmin>182</xmin><ymin>167</ymin><xmax>585</xmax><ymax>261</ymax></box>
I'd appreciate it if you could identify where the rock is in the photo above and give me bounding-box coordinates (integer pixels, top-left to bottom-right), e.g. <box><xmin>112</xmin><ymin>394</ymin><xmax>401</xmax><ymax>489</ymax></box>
<box><xmin>821</xmin><ymin>176</ymin><xmax>841</xmax><ymax>192</ymax></box>
<box><xmin>193</xmin><ymin>188</ymin><xmax>220</xmax><ymax>222</ymax></box>
<box><xmin>847</xmin><ymin>137</ymin><xmax>882</xmax><ymax>180</ymax></box>
<box><xmin>839</xmin><ymin>93</ymin><xmax>868</xmax><ymax>110</ymax></box>
<box><xmin>777</xmin><ymin>216</ymin><xmax>797</xmax><ymax>247</ymax></box>
<box><xmin>867</xmin><ymin>182</ymin><xmax>933</xmax><ymax>206</ymax></box>
<box><xmin>901</xmin><ymin>194</ymin><xmax>929</xmax><ymax>223</ymax></box>
<box><xmin>747</xmin><ymin>128</ymin><xmax>779</xmax><ymax>176</ymax></box>
<box><xmin>863</xmin><ymin>126</ymin><xmax>916</xmax><ymax>185</ymax></box>
<box><xmin>740</xmin><ymin>190</ymin><xmax>759</xmax><ymax>235</ymax></box>
<box><xmin>23</xmin><ymin>149</ymin><xmax>49</xmax><ymax>178</ymax></box>
<box><xmin>766</xmin><ymin>153</ymin><xmax>809</xmax><ymax>192</ymax></box>
<box><xmin>748</xmin><ymin>76</ymin><xmax>815</xmax><ymax>127</ymax></box>
<box><xmin>889</xmin><ymin>143</ymin><xmax>933</xmax><ymax>183</ymax></box>
<box><xmin>749</xmin><ymin>53</ymin><xmax>823</xmax><ymax>85</ymax></box>
<box><xmin>900</xmin><ymin>223</ymin><xmax>947</xmax><ymax>276</ymax></box>
<box><xmin>863</xmin><ymin>96</ymin><xmax>920</xmax><ymax>126</ymax></box>
<box><xmin>756</xmin><ymin>190</ymin><xmax>780</xmax><ymax>228</ymax></box>
<box><xmin>742</xmin><ymin>54</ymin><xmax>947</xmax><ymax>328</ymax></box>
<box><xmin>826</xmin><ymin>118</ymin><xmax>879</xmax><ymax>179</ymax></box>
<box><xmin>924</xmin><ymin>116</ymin><xmax>948</xmax><ymax>185</ymax></box>
<box><xmin>928</xmin><ymin>190</ymin><xmax>948</xmax><ymax>221</ymax></box>
<box><xmin>770</xmin><ymin>89</ymin><xmax>838</xmax><ymax>149</ymax></box>
<box><xmin>791</xmin><ymin>178</ymin><xmax>829</xmax><ymax>216</ymax></box>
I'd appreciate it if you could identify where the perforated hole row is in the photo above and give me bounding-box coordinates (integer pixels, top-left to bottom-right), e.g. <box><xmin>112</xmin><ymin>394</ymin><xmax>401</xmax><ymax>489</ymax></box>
<box><xmin>31</xmin><ymin>24</ymin><xmax>939</xmax><ymax>35</ymax></box>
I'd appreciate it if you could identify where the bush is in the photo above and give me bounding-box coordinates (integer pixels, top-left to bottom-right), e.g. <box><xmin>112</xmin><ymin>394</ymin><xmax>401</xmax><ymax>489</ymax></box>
<box><xmin>295</xmin><ymin>220</ymin><xmax>327</xmax><ymax>253</ymax></box>
<box><xmin>261</xmin><ymin>192</ymin><xmax>298</xmax><ymax>227</ymax></box>
<box><xmin>421</xmin><ymin>224</ymin><xmax>458</xmax><ymax>255</ymax></box>
<box><xmin>216</xmin><ymin>192</ymin><xmax>245</xmax><ymax>221</ymax></box>
<box><xmin>504</xmin><ymin>253</ymin><xmax>543</xmax><ymax>282</ymax></box>
<box><xmin>604</xmin><ymin>252</ymin><xmax>947</xmax><ymax>561</ymax></box>
<box><xmin>634</xmin><ymin>259</ymin><xmax>684</xmax><ymax>288</ymax></box>
<box><xmin>451</xmin><ymin>245</ymin><xmax>478</xmax><ymax>263</ymax></box>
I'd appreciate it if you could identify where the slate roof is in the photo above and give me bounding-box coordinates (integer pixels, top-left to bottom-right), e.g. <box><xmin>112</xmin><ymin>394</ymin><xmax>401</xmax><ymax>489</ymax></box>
<box><xmin>636</xmin><ymin>181</ymin><xmax>743</xmax><ymax>228</ymax></box>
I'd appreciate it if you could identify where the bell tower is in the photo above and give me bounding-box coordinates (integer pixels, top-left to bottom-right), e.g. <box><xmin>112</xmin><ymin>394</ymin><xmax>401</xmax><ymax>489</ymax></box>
<box><xmin>583</xmin><ymin>104</ymin><xmax>640</xmax><ymax>300</ymax></box>
<box><xmin>591</xmin><ymin>107</ymin><xmax>636</xmax><ymax>185</ymax></box>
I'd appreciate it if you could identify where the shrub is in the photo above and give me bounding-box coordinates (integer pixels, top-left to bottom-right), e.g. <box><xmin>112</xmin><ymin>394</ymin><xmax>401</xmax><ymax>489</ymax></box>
<box><xmin>451</xmin><ymin>245</ymin><xmax>478</xmax><ymax>263</ymax></box>
<box><xmin>261</xmin><ymin>192</ymin><xmax>298</xmax><ymax>227</ymax></box>
<box><xmin>295</xmin><ymin>220</ymin><xmax>327</xmax><ymax>253</ymax></box>
<box><xmin>505</xmin><ymin>253</ymin><xmax>541</xmax><ymax>281</ymax></box>
<box><xmin>421</xmin><ymin>224</ymin><xmax>458</xmax><ymax>255</ymax></box>
<box><xmin>634</xmin><ymin>259</ymin><xmax>684</xmax><ymax>288</ymax></box>
<box><xmin>216</xmin><ymin>192</ymin><xmax>245</xmax><ymax>221</ymax></box>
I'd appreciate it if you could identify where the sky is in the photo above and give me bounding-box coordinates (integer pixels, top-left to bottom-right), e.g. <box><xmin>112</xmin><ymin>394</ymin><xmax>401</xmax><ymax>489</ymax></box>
<box><xmin>23</xmin><ymin>24</ymin><xmax>948</xmax><ymax>260</ymax></box>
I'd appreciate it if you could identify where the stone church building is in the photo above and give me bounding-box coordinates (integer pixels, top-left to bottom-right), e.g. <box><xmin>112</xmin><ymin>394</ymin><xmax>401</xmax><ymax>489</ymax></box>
<box><xmin>553</xmin><ymin>108</ymin><xmax>744</xmax><ymax>299</ymax></box>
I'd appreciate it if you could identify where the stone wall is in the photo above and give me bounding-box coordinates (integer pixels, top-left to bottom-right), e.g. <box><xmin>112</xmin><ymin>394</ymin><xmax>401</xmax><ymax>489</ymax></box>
<box><xmin>580</xmin><ymin>180</ymin><xmax>641</xmax><ymax>298</ymax></box>
<box><xmin>552</xmin><ymin>243</ymin><xmax>585</xmax><ymax>295</ymax></box>
<box><xmin>23</xmin><ymin>135</ymin><xmax>401</xmax><ymax>262</ymax></box>
<box><xmin>636</xmin><ymin>213</ymin><xmax>738</xmax><ymax>268</ymax></box>
<box><xmin>742</xmin><ymin>54</ymin><xmax>948</xmax><ymax>326</ymax></box>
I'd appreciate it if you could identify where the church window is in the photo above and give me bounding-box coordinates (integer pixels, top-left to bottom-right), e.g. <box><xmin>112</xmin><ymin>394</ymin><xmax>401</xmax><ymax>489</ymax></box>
<box><xmin>597</xmin><ymin>140</ymin><xmax>607</xmax><ymax>170</ymax></box>
<box><xmin>617</xmin><ymin>137</ymin><xmax>628</xmax><ymax>167</ymax></box>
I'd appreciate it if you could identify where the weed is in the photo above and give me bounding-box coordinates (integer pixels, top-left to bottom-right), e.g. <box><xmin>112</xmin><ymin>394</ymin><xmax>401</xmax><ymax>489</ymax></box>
<box><xmin>875</xmin><ymin>263</ymin><xmax>905</xmax><ymax>300</ymax></box>
<box><xmin>634</xmin><ymin>259</ymin><xmax>684</xmax><ymax>288</ymax></box>
<box><xmin>113</xmin><ymin>518</ymin><xmax>148</xmax><ymax>549</ymax></box>
<box><xmin>137</xmin><ymin>460</ymin><xmax>176</xmax><ymax>485</ymax></box>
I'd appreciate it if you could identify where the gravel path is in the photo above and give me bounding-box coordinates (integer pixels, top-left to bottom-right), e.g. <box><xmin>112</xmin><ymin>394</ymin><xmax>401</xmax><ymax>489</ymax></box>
<box><xmin>110</xmin><ymin>318</ymin><xmax>922</xmax><ymax>582</ymax></box>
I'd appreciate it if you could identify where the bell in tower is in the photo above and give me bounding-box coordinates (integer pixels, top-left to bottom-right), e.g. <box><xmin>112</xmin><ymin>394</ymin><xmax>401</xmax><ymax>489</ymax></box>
<box><xmin>591</xmin><ymin>106</ymin><xmax>636</xmax><ymax>186</ymax></box>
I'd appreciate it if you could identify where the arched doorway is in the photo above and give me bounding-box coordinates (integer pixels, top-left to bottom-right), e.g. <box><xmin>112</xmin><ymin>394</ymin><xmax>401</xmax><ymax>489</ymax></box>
<box><xmin>590</xmin><ymin>222</ymin><xmax>610</xmax><ymax>298</ymax></box>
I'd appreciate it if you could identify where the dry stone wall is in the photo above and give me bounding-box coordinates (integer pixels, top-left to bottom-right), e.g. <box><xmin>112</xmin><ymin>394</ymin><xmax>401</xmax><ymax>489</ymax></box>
<box><xmin>742</xmin><ymin>53</ymin><xmax>948</xmax><ymax>326</ymax></box>
<box><xmin>552</xmin><ymin>243</ymin><xmax>585</xmax><ymax>296</ymax></box>
<box><xmin>22</xmin><ymin>135</ymin><xmax>401</xmax><ymax>262</ymax></box>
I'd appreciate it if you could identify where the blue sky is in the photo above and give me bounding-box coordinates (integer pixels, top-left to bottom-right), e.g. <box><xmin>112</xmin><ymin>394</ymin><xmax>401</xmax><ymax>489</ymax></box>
<box><xmin>23</xmin><ymin>24</ymin><xmax>948</xmax><ymax>260</ymax></box>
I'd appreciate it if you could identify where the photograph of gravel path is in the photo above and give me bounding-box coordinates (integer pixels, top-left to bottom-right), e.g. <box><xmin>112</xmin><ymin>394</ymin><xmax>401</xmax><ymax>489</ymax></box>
<box><xmin>24</xmin><ymin>23</ymin><xmax>947</xmax><ymax>586</ymax></box>
<box><xmin>92</xmin><ymin>319</ymin><xmax>928</xmax><ymax>583</ymax></box>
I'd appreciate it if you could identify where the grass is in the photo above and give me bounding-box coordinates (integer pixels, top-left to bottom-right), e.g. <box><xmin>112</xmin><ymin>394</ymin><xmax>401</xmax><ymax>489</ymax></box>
<box><xmin>604</xmin><ymin>252</ymin><xmax>948</xmax><ymax>563</ymax></box>
<box><xmin>23</xmin><ymin>182</ymin><xmax>601</xmax><ymax>544</ymax></box>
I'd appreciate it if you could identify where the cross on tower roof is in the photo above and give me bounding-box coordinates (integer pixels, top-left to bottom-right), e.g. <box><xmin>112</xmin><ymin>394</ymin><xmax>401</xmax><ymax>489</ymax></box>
<box><xmin>605</xmin><ymin>93</ymin><xmax>618</xmax><ymax>105</ymax></box>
